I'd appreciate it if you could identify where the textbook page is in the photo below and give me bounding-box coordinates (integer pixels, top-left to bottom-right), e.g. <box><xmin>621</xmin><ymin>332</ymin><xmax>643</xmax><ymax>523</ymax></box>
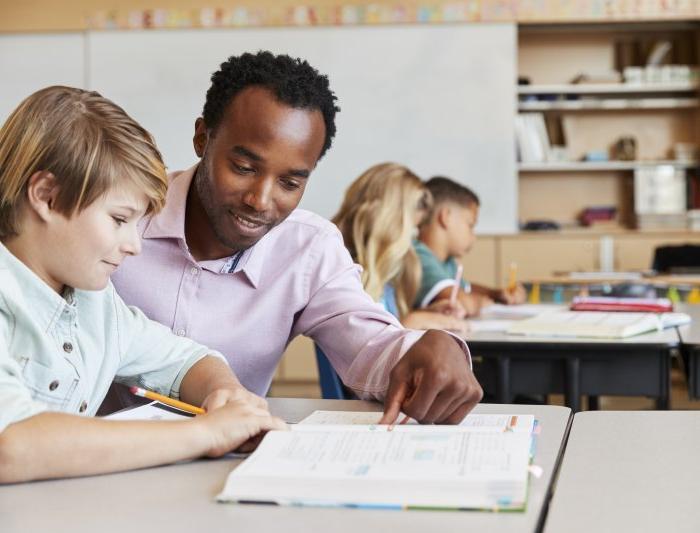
<box><xmin>298</xmin><ymin>411</ymin><xmax>535</xmax><ymax>433</ymax></box>
<box><xmin>217</xmin><ymin>427</ymin><xmax>532</xmax><ymax>511</ymax></box>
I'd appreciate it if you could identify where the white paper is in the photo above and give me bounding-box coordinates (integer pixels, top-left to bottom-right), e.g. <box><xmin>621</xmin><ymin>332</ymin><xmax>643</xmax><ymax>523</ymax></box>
<box><xmin>104</xmin><ymin>401</ymin><xmax>193</xmax><ymax>421</ymax></box>
<box><xmin>507</xmin><ymin>310</ymin><xmax>662</xmax><ymax>338</ymax></box>
<box><xmin>479</xmin><ymin>303</ymin><xmax>565</xmax><ymax>320</ymax></box>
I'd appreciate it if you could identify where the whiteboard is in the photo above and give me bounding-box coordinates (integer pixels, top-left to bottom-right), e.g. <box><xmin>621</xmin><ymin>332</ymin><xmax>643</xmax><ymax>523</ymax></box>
<box><xmin>0</xmin><ymin>26</ymin><xmax>516</xmax><ymax>233</ymax></box>
<box><xmin>0</xmin><ymin>33</ymin><xmax>85</xmax><ymax>122</ymax></box>
<box><xmin>87</xmin><ymin>25</ymin><xmax>517</xmax><ymax>233</ymax></box>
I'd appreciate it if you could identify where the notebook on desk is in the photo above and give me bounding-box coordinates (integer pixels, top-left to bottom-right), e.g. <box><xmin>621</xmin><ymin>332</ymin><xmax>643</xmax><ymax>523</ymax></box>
<box><xmin>217</xmin><ymin>412</ymin><xmax>536</xmax><ymax>512</ymax></box>
<box><xmin>506</xmin><ymin>310</ymin><xmax>688</xmax><ymax>339</ymax></box>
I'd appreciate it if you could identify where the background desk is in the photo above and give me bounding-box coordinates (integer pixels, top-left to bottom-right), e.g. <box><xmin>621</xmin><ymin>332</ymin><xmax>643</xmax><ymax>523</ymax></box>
<box><xmin>0</xmin><ymin>399</ymin><xmax>571</xmax><ymax>533</ymax></box>
<box><xmin>544</xmin><ymin>411</ymin><xmax>700</xmax><ymax>533</ymax></box>
<box><xmin>675</xmin><ymin>304</ymin><xmax>700</xmax><ymax>399</ymax></box>
<box><xmin>466</xmin><ymin>326</ymin><xmax>681</xmax><ymax>412</ymax></box>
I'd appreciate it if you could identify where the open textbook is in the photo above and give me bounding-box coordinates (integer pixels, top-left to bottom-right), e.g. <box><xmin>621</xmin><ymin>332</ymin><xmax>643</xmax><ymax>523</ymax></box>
<box><xmin>506</xmin><ymin>310</ymin><xmax>689</xmax><ymax>339</ymax></box>
<box><xmin>217</xmin><ymin>412</ymin><xmax>536</xmax><ymax>511</ymax></box>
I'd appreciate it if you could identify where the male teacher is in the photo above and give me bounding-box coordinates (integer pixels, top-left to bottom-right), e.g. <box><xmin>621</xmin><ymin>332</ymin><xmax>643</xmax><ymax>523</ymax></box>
<box><xmin>112</xmin><ymin>51</ymin><xmax>482</xmax><ymax>424</ymax></box>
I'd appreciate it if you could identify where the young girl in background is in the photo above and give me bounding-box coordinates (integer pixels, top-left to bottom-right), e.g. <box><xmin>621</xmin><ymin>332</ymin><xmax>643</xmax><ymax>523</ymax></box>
<box><xmin>333</xmin><ymin>162</ymin><xmax>468</xmax><ymax>335</ymax></box>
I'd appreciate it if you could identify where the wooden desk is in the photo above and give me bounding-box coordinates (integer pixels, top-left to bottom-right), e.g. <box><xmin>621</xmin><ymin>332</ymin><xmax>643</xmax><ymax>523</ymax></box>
<box><xmin>0</xmin><ymin>399</ymin><xmax>571</xmax><ymax>533</ymax></box>
<box><xmin>466</xmin><ymin>318</ymin><xmax>681</xmax><ymax>412</ymax></box>
<box><xmin>544</xmin><ymin>411</ymin><xmax>700</xmax><ymax>533</ymax></box>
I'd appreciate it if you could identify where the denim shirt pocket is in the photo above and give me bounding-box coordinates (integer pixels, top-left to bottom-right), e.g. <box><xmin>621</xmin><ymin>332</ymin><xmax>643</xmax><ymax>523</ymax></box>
<box><xmin>19</xmin><ymin>357</ymin><xmax>79</xmax><ymax>411</ymax></box>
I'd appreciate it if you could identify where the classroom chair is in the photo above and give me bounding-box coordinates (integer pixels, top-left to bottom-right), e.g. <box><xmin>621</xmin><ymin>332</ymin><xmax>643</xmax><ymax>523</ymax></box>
<box><xmin>652</xmin><ymin>244</ymin><xmax>700</xmax><ymax>274</ymax></box>
<box><xmin>314</xmin><ymin>344</ymin><xmax>352</xmax><ymax>400</ymax></box>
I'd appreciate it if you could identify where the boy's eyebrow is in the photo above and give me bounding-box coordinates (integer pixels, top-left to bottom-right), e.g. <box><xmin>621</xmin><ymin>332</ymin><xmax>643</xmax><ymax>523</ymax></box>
<box><xmin>113</xmin><ymin>205</ymin><xmax>140</xmax><ymax>215</ymax></box>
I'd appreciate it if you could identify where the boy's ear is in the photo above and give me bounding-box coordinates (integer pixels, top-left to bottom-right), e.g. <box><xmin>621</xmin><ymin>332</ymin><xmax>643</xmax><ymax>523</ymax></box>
<box><xmin>26</xmin><ymin>171</ymin><xmax>59</xmax><ymax>222</ymax></box>
<box><xmin>436</xmin><ymin>205</ymin><xmax>451</xmax><ymax>229</ymax></box>
<box><xmin>193</xmin><ymin>117</ymin><xmax>209</xmax><ymax>158</ymax></box>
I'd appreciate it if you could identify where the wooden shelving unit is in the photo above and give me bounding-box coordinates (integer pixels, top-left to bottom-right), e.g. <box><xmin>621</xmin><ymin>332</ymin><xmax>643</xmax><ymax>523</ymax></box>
<box><xmin>519</xmin><ymin>160</ymin><xmax>698</xmax><ymax>172</ymax></box>
<box><xmin>516</xmin><ymin>22</ymin><xmax>700</xmax><ymax>231</ymax></box>
<box><xmin>519</xmin><ymin>97</ymin><xmax>699</xmax><ymax>111</ymax></box>
<box><xmin>518</xmin><ymin>81</ymin><xmax>699</xmax><ymax>95</ymax></box>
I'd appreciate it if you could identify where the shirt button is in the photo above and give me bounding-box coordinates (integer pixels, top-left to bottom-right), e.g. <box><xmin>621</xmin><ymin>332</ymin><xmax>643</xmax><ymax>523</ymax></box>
<box><xmin>79</xmin><ymin>401</ymin><xmax>88</xmax><ymax>413</ymax></box>
<box><xmin>63</xmin><ymin>342</ymin><xmax>73</xmax><ymax>353</ymax></box>
<box><xmin>176</xmin><ymin>329</ymin><xmax>186</xmax><ymax>336</ymax></box>
<box><xmin>190</xmin><ymin>267</ymin><xmax>199</xmax><ymax>276</ymax></box>
<box><xmin>49</xmin><ymin>380</ymin><xmax>60</xmax><ymax>391</ymax></box>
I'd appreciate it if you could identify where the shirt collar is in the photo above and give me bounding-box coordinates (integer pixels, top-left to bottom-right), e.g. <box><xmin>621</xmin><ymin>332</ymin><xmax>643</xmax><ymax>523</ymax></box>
<box><xmin>0</xmin><ymin>241</ymin><xmax>77</xmax><ymax>330</ymax></box>
<box><xmin>142</xmin><ymin>163</ymin><xmax>276</xmax><ymax>289</ymax></box>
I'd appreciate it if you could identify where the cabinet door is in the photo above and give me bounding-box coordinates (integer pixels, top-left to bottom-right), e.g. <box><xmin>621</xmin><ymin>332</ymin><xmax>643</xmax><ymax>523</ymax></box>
<box><xmin>499</xmin><ymin>237</ymin><xmax>599</xmax><ymax>280</ymax></box>
<box><xmin>615</xmin><ymin>234</ymin><xmax>700</xmax><ymax>271</ymax></box>
<box><xmin>460</xmin><ymin>237</ymin><xmax>498</xmax><ymax>287</ymax></box>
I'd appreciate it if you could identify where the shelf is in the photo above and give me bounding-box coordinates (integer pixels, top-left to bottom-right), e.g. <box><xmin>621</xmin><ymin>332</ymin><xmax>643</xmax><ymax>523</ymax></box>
<box><xmin>518</xmin><ymin>97</ymin><xmax>699</xmax><ymax>111</ymax></box>
<box><xmin>517</xmin><ymin>82</ymin><xmax>699</xmax><ymax>95</ymax></box>
<box><xmin>518</xmin><ymin>161</ymin><xmax>698</xmax><ymax>172</ymax></box>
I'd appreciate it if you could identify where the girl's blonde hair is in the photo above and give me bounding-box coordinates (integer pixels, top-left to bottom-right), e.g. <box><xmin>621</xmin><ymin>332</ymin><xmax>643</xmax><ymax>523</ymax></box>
<box><xmin>0</xmin><ymin>86</ymin><xmax>168</xmax><ymax>238</ymax></box>
<box><xmin>333</xmin><ymin>163</ymin><xmax>431</xmax><ymax>318</ymax></box>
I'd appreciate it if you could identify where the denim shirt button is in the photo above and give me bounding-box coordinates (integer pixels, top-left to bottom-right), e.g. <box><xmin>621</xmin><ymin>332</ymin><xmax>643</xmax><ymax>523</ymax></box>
<box><xmin>49</xmin><ymin>380</ymin><xmax>59</xmax><ymax>391</ymax></box>
<box><xmin>79</xmin><ymin>401</ymin><xmax>88</xmax><ymax>413</ymax></box>
<box><xmin>62</xmin><ymin>342</ymin><xmax>73</xmax><ymax>353</ymax></box>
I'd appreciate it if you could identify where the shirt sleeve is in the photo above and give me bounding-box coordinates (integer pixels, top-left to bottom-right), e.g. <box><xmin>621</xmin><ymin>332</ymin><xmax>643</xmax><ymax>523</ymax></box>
<box><xmin>0</xmin><ymin>294</ymin><xmax>47</xmax><ymax>434</ymax></box>
<box><xmin>109</xmin><ymin>284</ymin><xmax>225</xmax><ymax>399</ymax></box>
<box><xmin>292</xmin><ymin>227</ymin><xmax>471</xmax><ymax>401</ymax></box>
<box><xmin>414</xmin><ymin>243</ymin><xmax>459</xmax><ymax>308</ymax></box>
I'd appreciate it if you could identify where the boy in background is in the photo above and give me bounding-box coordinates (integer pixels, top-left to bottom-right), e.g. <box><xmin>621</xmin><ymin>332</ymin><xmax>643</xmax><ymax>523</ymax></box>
<box><xmin>415</xmin><ymin>176</ymin><xmax>526</xmax><ymax>316</ymax></box>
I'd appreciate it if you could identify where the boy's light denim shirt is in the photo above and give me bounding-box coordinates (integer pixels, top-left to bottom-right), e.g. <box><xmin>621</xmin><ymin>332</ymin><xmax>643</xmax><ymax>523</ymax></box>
<box><xmin>0</xmin><ymin>241</ymin><xmax>223</xmax><ymax>433</ymax></box>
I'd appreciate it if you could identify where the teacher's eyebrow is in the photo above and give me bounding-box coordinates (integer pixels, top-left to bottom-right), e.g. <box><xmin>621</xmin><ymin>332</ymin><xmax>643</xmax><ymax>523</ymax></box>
<box><xmin>231</xmin><ymin>145</ymin><xmax>262</xmax><ymax>162</ymax></box>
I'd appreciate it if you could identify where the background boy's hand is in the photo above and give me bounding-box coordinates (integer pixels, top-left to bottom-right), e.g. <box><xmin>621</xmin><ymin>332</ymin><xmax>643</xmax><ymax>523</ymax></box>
<box><xmin>497</xmin><ymin>283</ymin><xmax>527</xmax><ymax>305</ymax></box>
<box><xmin>425</xmin><ymin>298</ymin><xmax>467</xmax><ymax>318</ymax></box>
<box><xmin>379</xmin><ymin>330</ymin><xmax>483</xmax><ymax>425</ymax></box>
<box><xmin>198</xmin><ymin>398</ymin><xmax>287</xmax><ymax>457</ymax></box>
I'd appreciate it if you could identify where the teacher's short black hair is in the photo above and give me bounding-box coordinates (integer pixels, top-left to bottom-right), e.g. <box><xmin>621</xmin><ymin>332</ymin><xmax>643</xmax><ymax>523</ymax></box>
<box><xmin>203</xmin><ymin>51</ymin><xmax>340</xmax><ymax>159</ymax></box>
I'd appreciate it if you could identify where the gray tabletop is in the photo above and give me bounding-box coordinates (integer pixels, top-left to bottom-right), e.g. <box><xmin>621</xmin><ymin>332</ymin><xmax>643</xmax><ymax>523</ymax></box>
<box><xmin>0</xmin><ymin>399</ymin><xmax>571</xmax><ymax>533</ymax></box>
<box><xmin>544</xmin><ymin>411</ymin><xmax>700</xmax><ymax>533</ymax></box>
<box><xmin>675</xmin><ymin>303</ymin><xmax>700</xmax><ymax>344</ymax></box>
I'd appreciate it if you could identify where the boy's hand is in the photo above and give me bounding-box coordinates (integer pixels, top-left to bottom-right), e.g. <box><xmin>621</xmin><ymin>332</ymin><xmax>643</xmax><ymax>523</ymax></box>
<box><xmin>197</xmin><ymin>398</ymin><xmax>287</xmax><ymax>457</ymax></box>
<box><xmin>201</xmin><ymin>386</ymin><xmax>268</xmax><ymax>412</ymax></box>
<box><xmin>379</xmin><ymin>330</ymin><xmax>483</xmax><ymax>425</ymax></box>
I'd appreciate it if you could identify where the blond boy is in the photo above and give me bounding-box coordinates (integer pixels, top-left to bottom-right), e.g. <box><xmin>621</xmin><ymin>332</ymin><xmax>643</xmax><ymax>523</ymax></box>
<box><xmin>0</xmin><ymin>86</ymin><xmax>284</xmax><ymax>484</ymax></box>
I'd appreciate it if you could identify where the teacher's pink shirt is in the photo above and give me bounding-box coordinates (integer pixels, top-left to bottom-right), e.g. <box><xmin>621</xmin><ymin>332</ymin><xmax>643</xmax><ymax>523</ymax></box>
<box><xmin>112</xmin><ymin>166</ymin><xmax>469</xmax><ymax>399</ymax></box>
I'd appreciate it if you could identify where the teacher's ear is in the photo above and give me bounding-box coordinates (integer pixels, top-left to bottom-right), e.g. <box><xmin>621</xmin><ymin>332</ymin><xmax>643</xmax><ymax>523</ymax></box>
<box><xmin>193</xmin><ymin>117</ymin><xmax>209</xmax><ymax>158</ymax></box>
<box><xmin>26</xmin><ymin>171</ymin><xmax>59</xmax><ymax>222</ymax></box>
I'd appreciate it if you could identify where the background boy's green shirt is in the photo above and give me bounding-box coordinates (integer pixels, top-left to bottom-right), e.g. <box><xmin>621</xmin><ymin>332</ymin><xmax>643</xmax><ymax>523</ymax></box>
<box><xmin>413</xmin><ymin>240</ymin><xmax>468</xmax><ymax>308</ymax></box>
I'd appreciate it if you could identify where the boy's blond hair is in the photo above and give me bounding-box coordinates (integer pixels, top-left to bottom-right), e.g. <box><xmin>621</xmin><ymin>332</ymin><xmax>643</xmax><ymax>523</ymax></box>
<box><xmin>0</xmin><ymin>86</ymin><xmax>168</xmax><ymax>238</ymax></box>
<box><xmin>333</xmin><ymin>163</ymin><xmax>431</xmax><ymax>318</ymax></box>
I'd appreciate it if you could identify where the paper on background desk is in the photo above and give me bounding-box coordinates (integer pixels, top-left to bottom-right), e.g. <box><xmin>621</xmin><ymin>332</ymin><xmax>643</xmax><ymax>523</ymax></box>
<box><xmin>479</xmin><ymin>303</ymin><xmax>566</xmax><ymax>320</ymax></box>
<box><xmin>298</xmin><ymin>410</ymin><xmax>535</xmax><ymax>433</ymax></box>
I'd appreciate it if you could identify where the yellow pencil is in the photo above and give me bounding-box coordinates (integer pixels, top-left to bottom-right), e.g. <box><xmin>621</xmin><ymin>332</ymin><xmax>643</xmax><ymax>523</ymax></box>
<box><xmin>507</xmin><ymin>262</ymin><xmax>518</xmax><ymax>293</ymax></box>
<box><xmin>129</xmin><ymin>386</ymin><xmax>206</xmax><ymax>415</ymax></box>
